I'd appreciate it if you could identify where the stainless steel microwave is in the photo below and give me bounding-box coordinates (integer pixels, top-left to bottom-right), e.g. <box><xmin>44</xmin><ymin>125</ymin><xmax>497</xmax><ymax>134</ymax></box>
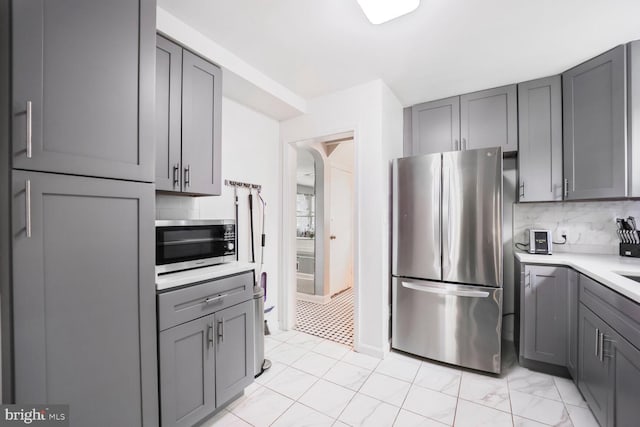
<box><xmin>156</xmin><ymin>219</ymin><xmax>236</xmax><ymax>275</ymax></box>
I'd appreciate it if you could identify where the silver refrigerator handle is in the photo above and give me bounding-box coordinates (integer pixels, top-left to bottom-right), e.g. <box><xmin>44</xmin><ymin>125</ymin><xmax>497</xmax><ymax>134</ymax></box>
<box><xmin>401</xmin><ymin>281</ymin><xmax>490</xmax><ymax>298</ymax></box>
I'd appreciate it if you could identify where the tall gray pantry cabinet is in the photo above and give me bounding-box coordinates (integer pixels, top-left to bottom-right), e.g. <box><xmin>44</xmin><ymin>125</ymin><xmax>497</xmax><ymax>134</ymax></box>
<box><xmin>3</xmin><ymin>0</ymin><xmax>159</xmax><ymax>426</ymax></box>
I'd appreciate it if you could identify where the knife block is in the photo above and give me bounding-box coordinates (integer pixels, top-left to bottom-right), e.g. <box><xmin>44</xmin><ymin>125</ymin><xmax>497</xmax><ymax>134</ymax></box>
<box><xmin>620</xmin><ymin>243</ymin><xmax>640</xmax><ymax>258</ymax></box>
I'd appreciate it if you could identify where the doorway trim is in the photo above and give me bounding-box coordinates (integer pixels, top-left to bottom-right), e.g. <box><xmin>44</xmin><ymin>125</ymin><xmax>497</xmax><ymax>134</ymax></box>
<box><xmin>280</xmin><ymin>129</ymin><xmax>360</xmax><ymax>350</ymax></box>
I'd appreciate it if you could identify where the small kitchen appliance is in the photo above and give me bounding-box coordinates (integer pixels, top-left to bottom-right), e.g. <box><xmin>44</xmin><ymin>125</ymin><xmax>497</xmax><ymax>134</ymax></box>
<box><xmin>155</xmin><ymin>219</ymin><xmax>236</xmax><ymax>275</ymax></box>
<box><xmin>528</xmin><ymin>229</ymin><xmax>553</xmax><ymax>255</ymax></box>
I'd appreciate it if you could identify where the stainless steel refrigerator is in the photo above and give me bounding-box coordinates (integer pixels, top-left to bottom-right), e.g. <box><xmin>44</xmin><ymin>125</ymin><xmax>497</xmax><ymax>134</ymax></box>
<box><xmin>391</xmin><ymin>147</ymin><xmax>503</xmax><ymax>374</ymax></box>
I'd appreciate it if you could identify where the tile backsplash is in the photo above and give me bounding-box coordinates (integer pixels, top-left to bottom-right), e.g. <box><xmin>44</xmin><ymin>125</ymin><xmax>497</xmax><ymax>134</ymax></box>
<box><xmin>156</xmin><ymin>194</ymin><xmax>200</xmax><ymax>220</ymax></box>
<box><xmin>514</xmin><ymin>200</ymin><xmax>640</xmax><ymax>254</ymax></box>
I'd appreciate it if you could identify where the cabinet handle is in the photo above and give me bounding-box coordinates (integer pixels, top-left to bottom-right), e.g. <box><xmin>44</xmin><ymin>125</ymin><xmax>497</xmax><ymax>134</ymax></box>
<box><xmin>595</xmin><ymin>328</ymin><xmax>600</xmax><ymax>358</ymax></box>
<box><xmin>203</xmin><ymin>293</ymin><xmax>228</xmax><ymax>304</ymax></box>
<box><xmin>525</xmin><ymin>271</ymin><xmax>531</xmax><ymax>288</ymax></box>
<box><xmin>172</xmin><ymin>163</ymin><xmax>180</xmax><ymax>188</ymax></box>
<box><xmin>217</xmin><ymin>320</ymin><xmax>224</xmax><ymax>343</ymax></box>
<box><xmin>25</xmin><ymin>179</ymin><xmax>32</xmax><ymax>238</ymax></box>
<box><xmin>454</xmin><ymin>139</ymin><xmax>459</xmax><ymax>151</ymax></box>
<box><xmin>599</xmin><ymin>331</ymin><xmax>604</xmax><ymax>362</ymax></box>
<box><xmin>563</xmin><ymin>178</ymin><xmax>569</xmax><ymax>198</ymax></box>
<box><xmin>184</xmin><ymin>165</ymin><xmax>191</xmax><ymax>187</ymax></box>
<box><xmin>519</xmin><ymin>181</ymin><xmax>525</xmax><ymax>199</ymax></box>
<box><xmin>207</xmin><ymin>323</ymin><xmax>214</xmax><ymax>348</ymax></box>
<box><xmin>26</xmin><ymin>101</ymin><xmax>32</xmax><ymax>158</ymax></box>
<box><xmin>462</xmin><ymin>138</ymin><xmax>467</xmax><ymax>151</ymax></box>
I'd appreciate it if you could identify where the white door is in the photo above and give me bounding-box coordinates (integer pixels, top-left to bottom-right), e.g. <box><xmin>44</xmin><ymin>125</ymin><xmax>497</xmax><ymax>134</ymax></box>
<box><xmin>329</xmin><ymin>166</ymin><xmax>353</xmax><ymax>295</ymax></box>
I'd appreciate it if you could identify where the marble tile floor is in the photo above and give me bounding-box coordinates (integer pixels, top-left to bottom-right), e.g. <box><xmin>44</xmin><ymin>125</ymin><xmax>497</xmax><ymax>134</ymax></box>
<box><xmin>203</xmin><ymin>330</ymin><xmax>598</xmax><ymax>427</ymax></box>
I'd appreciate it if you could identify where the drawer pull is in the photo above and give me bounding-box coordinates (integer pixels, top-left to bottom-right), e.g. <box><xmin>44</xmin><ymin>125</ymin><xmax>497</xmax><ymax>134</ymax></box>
<box><xmin>204</xmin><ymin>293</ymin><xmax>228</xmax><ymax>304</ymax></box>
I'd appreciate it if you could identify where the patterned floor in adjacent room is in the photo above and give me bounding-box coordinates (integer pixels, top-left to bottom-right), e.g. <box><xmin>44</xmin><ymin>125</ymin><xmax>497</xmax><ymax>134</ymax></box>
<box><xmin>294</xmin><ymin>288</ymin><xmax>354</xmax><ymax>347</ymax></box>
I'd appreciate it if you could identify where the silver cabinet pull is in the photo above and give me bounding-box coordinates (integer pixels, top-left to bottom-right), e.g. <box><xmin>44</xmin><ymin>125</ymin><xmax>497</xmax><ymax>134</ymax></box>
<box><xmin>462</xmin><ymin>138</ymin><xmax>467</xmax><ymax>150</ymax></box>
<box><xmin>595</xmin><ymin>328</ymin><xmax>600</xmax><ymax>358</ymax></box>
<box><xmin>25</xmin><ymin>180</ymin><xmax>32</xmax><ymax>238</ymax></box>
<box><xmin>207</xmin><ymin>323</ymin><xmax>214</xmax><ymax>348</ymax></box>
<box><xmin>204</xmin><ymin>294</ymin><xmax>228</xmax><ymax>304</ymax></box>
<box><xmin>599</xmin><ymin>331</ymin><xmax>605</xmax><ymax>362</ymax></box>
<box><xmin>184</xmin><ymin>165</ymin><xmax>191</xmax><ymax>187</ymax></box>
<box><xmin>519</xmin><ymin>181</ymin><xmax>525</xmax><ymax>199</ymax></box>
<box><xmin>172</xmin><ymin>163</ymin><xmax>180</xmax><ymax>188</ymax></box>
<box><xmin>564</xmin><ymin>178</ymin><xmax>569</xmax><ymax>198</ymax></box>
<box><xmin>26</xmin><ymin>101</ymin><xmax>33</xmax><ymax>158</ymax></box>
<box><xmin>525</xmin><ymin>271</ymin><xmax>531</xmax><ymax>288</ymax></box>
<box><xmin>217</xmin><ymin>320</ymin><xmax>224</xmax><ymax>342</ymax></box>
<box><xmin>454</xmin><ymin>139</ymin><xmax>459</xmax><ymax>151</ymax></box>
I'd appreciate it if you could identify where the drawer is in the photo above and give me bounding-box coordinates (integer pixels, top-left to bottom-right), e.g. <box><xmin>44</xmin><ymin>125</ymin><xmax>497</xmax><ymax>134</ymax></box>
<box><xmin>158</xmin><ymin>271</ymin><xmax>254</xmax><ymax>331</ymax></box>
<box><xmin>580</xmin><ymin>274</ymin><xmax>640</xmax><ymax>350</ymax></box>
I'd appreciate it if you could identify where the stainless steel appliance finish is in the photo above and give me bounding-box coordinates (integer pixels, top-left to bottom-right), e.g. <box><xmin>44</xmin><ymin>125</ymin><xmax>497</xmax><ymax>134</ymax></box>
<box><xmin>392</xmin><ymin>153</ymin><xmax>442</xmax><ymax>281</ymax></box>
<box><xmin>156</xmin><ymin>219</ymin><xmax>236</xmax><ymax>275</ymax></box>
<box><xmin>442</xmin><ymin>149</ymin><xmax>502</xmax><ymax>287</ymax></box>
<box><xmin>392</xmin><ymin>277</ymin><xmax>503</xmax><ymax>373</ymax></box>
<box><xmin>391</xmin><ymin>147</ymin><xmax>503</xmax><ymax>373</ymax></box>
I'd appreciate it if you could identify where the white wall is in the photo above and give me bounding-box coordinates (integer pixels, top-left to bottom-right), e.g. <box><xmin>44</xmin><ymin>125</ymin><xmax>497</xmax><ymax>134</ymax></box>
<box><xmin>157</xmin><ymin>97</ymin><xmax>282</xmax><ymax>321</ymax></box>
<box><xmin>281</xmin><ymin>80</ymin><xmax>403</xmax><ymax>357</ymax></box>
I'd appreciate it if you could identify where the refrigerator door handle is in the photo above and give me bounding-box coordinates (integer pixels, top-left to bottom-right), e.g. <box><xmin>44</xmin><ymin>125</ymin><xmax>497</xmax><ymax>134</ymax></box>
<box><xmin>401</xmin><ymin>281</ymin><xmax>490</xmax><ymax>298</ymax></box>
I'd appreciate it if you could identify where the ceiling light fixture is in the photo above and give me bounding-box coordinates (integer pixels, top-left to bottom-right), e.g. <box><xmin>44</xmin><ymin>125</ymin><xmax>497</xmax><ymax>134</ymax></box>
<box><xmin>356</xmin><ymin>0</ymin><xmax>420</xmax><ymax>25</ymax></box>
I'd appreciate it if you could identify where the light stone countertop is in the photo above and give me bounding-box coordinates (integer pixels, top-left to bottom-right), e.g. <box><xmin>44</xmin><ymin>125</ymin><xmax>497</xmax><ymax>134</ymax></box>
<box><xmin>515</xmin><ymin>251</ymin><xmax>640</xmax><ymax>304</ymax></box>
<box><xmin>156</xmin><ymin>262</ymin><xmax>256</xmax><ymax>291</ymax></box>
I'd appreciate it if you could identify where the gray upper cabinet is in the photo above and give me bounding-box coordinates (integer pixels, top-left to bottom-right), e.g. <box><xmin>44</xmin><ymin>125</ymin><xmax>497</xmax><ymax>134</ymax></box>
<box><xmin>181</xmin><ymin>50</ymin><xmax>222</xmax><ymax>196</ymax></box>
<box><xmin>517</xmin><ymin>76</ymin><xmax>563</xmax><ymax>202</ymax></box>
<box><xmin>159</xmin><ymin>315</ymin><xmax>215</xmax><ymax>427</ymax></box>
<box><xmin>215</xmin><ymin>300</ymin><xmax>255</xmax><ymax>406</ymax></box>
<box><xmin>460</xmin><ymin>84</ymin><xmax>518</xmax><ymax>153</ymax></box>
<box><xmin>521</xmin><ymin>265</ymin><xmax>568</xmax><ymax>366</ymax></box>
<box><xmin>411</xmin><ymin>96</ymin><xmax>460</xmax><ymax>155</ymax></box>
<box><xmin>11</xmin><ymin>0</ymin><xmax>155</xmax><ymax>182</ymax></box>
<box><xmin>563</xmin><ymin>45</ymin><xmax>627</xmax><ymax>200</ymax></box>
<box><xmin>156</xmin><ymin>35</ymin><xmax>183</xmax><ymax>192</ymax></box>
<box><xmin>11</xmin><ymin>170</ymin><xmax>158</xmax><ymax>427</ymax></box>
<box><xmin>155</xmin><ymin>37</ymin><xmax>222</xmax><ymax>196</ymax></box>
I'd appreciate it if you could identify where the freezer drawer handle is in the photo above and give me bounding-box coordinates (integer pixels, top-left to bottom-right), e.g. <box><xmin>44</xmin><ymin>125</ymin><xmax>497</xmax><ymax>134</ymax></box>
<box><xmin>401</xmin><ymin>281</ymin><xmax>490</xmax><ymax>298</ymax></box>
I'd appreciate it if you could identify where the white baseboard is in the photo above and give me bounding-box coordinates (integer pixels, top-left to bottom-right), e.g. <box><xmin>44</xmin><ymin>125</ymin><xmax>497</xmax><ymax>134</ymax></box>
<box><xmin>353</xmin><ymin>341</ymin><xmax>385</xmax><ymax>359</ymax></box>
<box><xmin>296</xmin><ymin>292</ymin><xmax>331</xmax><ymax>304</ymax></box>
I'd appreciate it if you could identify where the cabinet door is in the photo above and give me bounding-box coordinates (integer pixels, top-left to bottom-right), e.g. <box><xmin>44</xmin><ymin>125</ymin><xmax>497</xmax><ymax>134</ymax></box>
<box><xmin>523</xmin><ymin>265</ymin><xmax>568</xmax><ymax>365</ymax></box>
<box><xmin>11</xmin><ymin>171</ymin><xmax>158</xmax><ymax>427</ymax></box>
<box><xmin>159</xmin><ymin>316</ymin><xmax>216</xmax><ymax>427</ymax></box>
<box><xmin>181</xmin><ymin>50</ymin><xmax>222</xmax><ymax>195</ymax></box>
<box><xmin>156</xmin><ymin>35</ymin><xmax>183</xmax><ymax>192</ymax></box>
<box><xmin>517</xmin><ymin>76</ymin><xmax>563</xmax><ymax>202</ymax></box>
<box><xmin>578</xmin><ymin>305</ymin><xmax>612</xmax><ymax>427</ymax></box>
<box><xmin>460</xmin><ymin>84</ymin><xmax>518</xmax><ymax>153</ymax></box>
<box><xmin>563</xmin><ymin>45</ymin><xmax>627</xmax><ymax>200</ymax></box>
<box><xmin>567</xmin><ymin>269</ymin><xmax>579</xmax><ymax>382</ymax></box>
<box><xmin>611</xmin><ymin>331</ymin><xmax>640</xmax><ymax>427</ymax></box>
<box><xmin>215</xmin><ymin>300</ymin><xmax>255</xmax><ymax>406</ymax></box>
<box><xmin>11</xmin><ymin>0</ymin><xmax>155</xmax><ymax>182</ymax></box>
<box><xmin>411</xmin><ymin>96</ymin><xmax>460</xmax><ymax>155</ymax></box>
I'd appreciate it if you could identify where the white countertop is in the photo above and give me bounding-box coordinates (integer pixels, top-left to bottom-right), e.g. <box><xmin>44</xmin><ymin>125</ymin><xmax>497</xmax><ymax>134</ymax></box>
<box><xmin>515</xmin><ymin>252</ymin><xmax>640</xmax><ymax>303</ymax></box>
<box><xmin>156</xmin><ymin>262</ymin><xmax>256</xmax><ymax>291</ymax></box>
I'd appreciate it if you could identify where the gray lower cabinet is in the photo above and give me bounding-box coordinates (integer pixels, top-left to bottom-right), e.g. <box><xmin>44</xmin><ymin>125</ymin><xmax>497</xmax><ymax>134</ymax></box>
<box><xmin>563</xmin><ymin>45</ymin><xmax>627</xmax><ymax>200</ymax></box>
<box><xmin>158</xmin><ymin>278</ymin><xmax>254</xmax><ymax>427</ymax></box>
<box><xmin>155</xmin><ymin>36</ymin><xmax>222</xmax><ymax>195</ymax></box>
<box><xmin>11</xmin><ymin>170</ymin><xmax>158</xmax><ymax>426</ymax></box>
<box><xmin>610</xmin><ymin>327</ymin><xmax>640</xmax><ymax>427</ymax></box>
<box><xmin>411</xmin><ymin>96</ymin><xmax>460</xmax><ymax>155</ymax></box>
<box><xmin>11</xmin><ymin>0</ymin><xmax>155</xmax><ymax>182</ymax></box>
<box><xmin>578</xmin><ymin>305</ymin><xmax>612</xmax><ymax>427</ymax></box>
<box><xmin>215</xmin><ymin>300</ymin><xmax>255</xmax><ymax>406</ymax></box>
<box><xmin>517</xmin><ymin>76</ymin><xmax>563</xmax><ymax>202</ymax></box>
<box><xmin>160</xmin><ymin>315</ymin><xmax>215</xmax><ymax>427</ymax></box>
<box><xmin>521</xmin><ymin>265</ymin><xmax>568</xmax><ymax>365</ymax></box>
<box><xmin>460</xmin><ymin>84</ymin><xmax>518</xmax><ymax>153</ymax></box>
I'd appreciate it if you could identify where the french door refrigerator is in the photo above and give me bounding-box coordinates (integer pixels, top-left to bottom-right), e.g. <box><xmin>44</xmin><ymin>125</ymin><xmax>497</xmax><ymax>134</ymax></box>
<box><xmin>391</xmin><ymin>147</ymin><xmax>503</xmax><ymax>373</ymax></box>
